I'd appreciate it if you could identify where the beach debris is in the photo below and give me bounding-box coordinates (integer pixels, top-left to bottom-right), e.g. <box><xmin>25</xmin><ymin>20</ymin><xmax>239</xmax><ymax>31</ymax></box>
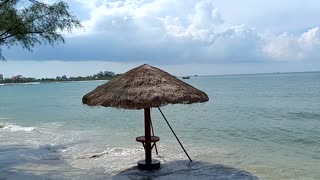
<box><xmin>89</xmin><ymin>151</ymin><xmax>108</xmax><ymax>158</ymax></box>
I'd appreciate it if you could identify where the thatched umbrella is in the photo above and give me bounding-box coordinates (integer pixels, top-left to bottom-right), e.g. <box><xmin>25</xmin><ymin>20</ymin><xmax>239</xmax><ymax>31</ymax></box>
<box><xmin>82</xmin><ymin>64</ymin><xmax>209</xmax><ymax>169</ymax></box>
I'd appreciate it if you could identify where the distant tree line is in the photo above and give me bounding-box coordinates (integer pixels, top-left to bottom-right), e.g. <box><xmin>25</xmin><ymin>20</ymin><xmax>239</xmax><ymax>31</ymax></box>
<box><xmin>66</xmin><ymin>71</ymin><xmax>116</xmax><ymax>81</ymax></box>
<box><xmin>0</xmin><ymin>71</ymin><xmax>117</xmax><ymax>83</ymax></box>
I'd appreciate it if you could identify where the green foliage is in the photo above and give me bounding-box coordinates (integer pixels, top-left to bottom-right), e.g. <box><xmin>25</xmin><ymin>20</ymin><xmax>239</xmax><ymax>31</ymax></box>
<box><xmin>0</xmin><ymin>0</ymin><xmax>82</xmax><ymax>60</ymax></box>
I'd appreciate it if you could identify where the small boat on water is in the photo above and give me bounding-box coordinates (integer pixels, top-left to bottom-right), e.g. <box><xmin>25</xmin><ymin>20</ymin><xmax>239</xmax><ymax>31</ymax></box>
<box><xmin>182</xmin><ymin>76</ymin><xmax>190</xmax><ymax>79</ymax></box>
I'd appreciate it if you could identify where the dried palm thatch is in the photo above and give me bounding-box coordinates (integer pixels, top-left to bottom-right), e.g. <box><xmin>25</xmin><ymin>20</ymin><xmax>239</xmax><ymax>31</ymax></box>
<box><xmin>82</xmin><ymin>64</ymin><xmax>209</xmax><ymax>109</ymax></box>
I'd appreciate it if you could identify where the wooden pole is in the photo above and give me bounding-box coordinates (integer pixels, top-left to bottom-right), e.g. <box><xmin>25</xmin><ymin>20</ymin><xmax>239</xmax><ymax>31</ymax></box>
<box><xmin>138</xmin><ymin>108</ymin><xmax>160</xmax><ymax>170</ymax></box>
<box><xmin>144</xmin><ymin>108</ymin><xmax>152</xmax><ymax>163</ymax></box>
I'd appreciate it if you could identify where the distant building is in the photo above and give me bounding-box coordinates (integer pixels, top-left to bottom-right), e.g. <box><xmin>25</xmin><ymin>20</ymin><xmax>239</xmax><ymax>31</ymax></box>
<box><xmin>0</xmin><ymin>74</ymin><xmax>3</xmax><ymax>81</ymax></box>
<box><xmin>12</xmin><ymin>75</ymin><xmax>23</xmax><ymax>80</ymax></box>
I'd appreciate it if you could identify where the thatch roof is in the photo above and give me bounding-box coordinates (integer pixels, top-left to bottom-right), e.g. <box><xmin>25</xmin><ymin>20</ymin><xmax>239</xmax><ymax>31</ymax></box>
<box><xmin>82</xmin><ymin>64</ymin><xmax>209</xmax><ymax>109</ymax></box>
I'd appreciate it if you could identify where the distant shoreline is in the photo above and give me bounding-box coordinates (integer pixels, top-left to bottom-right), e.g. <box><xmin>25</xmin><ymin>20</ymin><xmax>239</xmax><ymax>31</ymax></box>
<box><xmin>0</xmin><ymin>79</ymin><xmax>108</xmax><ymax>86</ymax></box>
<box><xmin>0</xmin><ymin>71</ymin><xmax>116</xmax><ymax>85</ymax></box>
<box><xmin>1</xmin><ymin>71</ymin><xmax>319</xmax><ymax>86</ymax></box>
<box><xmin>195</xmin><ymin>70</ymin><xmax>320</xmax><ymax>77</ymax></box>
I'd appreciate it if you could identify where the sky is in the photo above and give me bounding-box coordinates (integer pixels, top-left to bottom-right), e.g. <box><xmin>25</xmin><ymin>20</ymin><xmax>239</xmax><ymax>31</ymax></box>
<box><xmin>1</xmin><ymin>0</ymin><xmax>320</xmax><ymax>78</ymax></box>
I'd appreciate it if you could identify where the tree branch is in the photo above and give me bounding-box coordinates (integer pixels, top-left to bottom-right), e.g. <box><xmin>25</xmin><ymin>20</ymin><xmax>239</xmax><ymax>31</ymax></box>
<box><xmin>0</xmin><ymin>0</ymin><xmax>11</xmax><ymax>8</ymax></box>
<box><xmin>0</xmin><ymin>0</ymin><xmax>81</xmax><ymax>60</ymax></box>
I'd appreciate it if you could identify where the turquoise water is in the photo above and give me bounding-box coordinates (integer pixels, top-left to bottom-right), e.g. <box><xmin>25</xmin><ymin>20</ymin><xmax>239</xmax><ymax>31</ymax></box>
<box><xmin>0</xmin><ymin>72</ymin><xmax>320</xmax><ymax>179</ymax></box>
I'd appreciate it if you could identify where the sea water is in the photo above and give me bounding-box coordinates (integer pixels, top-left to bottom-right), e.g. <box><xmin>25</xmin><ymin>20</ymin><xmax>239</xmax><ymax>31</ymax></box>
<box><xmin>0</xmin><ymin>72</ymin><xmax>319</xmax><ymax>179</ymax></box>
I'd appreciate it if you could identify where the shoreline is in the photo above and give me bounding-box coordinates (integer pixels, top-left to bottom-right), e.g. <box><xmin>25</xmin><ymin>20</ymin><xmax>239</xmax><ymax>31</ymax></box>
<box><xmin>2</xmin><ymin>70</ymin><xmax>319</xmax><ymax>85</ymax></box>
<box><xmin>0</xmin><ymin>79</ymin><xmax>108</xmax><ymax>86</ymax></box>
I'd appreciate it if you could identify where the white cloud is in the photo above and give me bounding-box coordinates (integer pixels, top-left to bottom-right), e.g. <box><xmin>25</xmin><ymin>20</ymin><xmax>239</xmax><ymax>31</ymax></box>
<box><xmin>299</xmin><ymin>27</ymin><xmax>320</xmax><ymax>48</ymax></box>
<box><xmin>263</xmin><ymin>33</ymin><xmax>303</xmax><ymax>61</ymax></box>
<box><xmin>4</xmin><ymin>0</ymin><xmax>320</xmax><ymax>65</ymax></box>
<box><xmin>63</xmin><ymin>0</ymin><xmax>264</xmax><ymax>63</ymax></box>
<box><xmin>263</xmin><ymin>27</ymin><xmax>320</xmax><ymax>61</ymax></box>
<box><xmin>73</xmin><ymin>0</ymin><xmax>224</xmax><ymax>39</ymax></box>
<box><xmin>191</xmin><ymin>1</ymin><xmax>223</xmax><ymax>28</ymax></box>
<box><xmin>69</xmin><ymin>0</ymin><xmax>320</xmax><ymax>63</ymax></box>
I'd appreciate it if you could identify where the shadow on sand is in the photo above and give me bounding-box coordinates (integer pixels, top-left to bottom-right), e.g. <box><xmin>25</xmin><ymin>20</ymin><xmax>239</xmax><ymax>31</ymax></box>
<box><xmin>113</xmin><ymin>160</ymin><xmax>259</xmax><ymax>180</ymax></box>
<box><xmin>0</xmin><ymin>144</ymin><xmax>108</xmax><ymax>179</ymax></box>
<box><xmin>0</xmin><ymin>144</ymin><xmax>259</xmax><ymax>179</ymax></box>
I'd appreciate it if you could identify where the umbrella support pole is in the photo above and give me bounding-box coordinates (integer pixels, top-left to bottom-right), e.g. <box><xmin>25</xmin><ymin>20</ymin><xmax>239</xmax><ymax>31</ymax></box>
<box><xmin>145</xmin><ymin>108</ymin><xmax>152</xmax><ymax>163</ymax></box>
<box><xmin>137</xmin><ymin>108</ymin><xmax>161</xmax><ymax>170</ymax></box>
<box><xmin>158</xmin><ymin>107</ymin><xmax>192</xmax><ymax>162</ymax></box>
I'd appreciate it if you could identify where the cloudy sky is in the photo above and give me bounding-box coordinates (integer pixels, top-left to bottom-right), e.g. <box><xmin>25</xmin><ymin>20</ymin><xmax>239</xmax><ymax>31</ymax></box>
<box><xmin>1</xmin><ymin>0</ymin><xmax>320</xmax><ymax>78</ymax></box>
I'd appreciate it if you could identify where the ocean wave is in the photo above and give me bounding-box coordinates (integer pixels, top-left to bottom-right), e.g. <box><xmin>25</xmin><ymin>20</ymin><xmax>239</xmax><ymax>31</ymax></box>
<box><xmin>289</xmin><ymin>111</ymin><xmax>320</xmax><ymax>120</ymax></box>
<box><xmin>23</xmin><ymin>82</ymin><xmax>41</xmax><ymax>85</ymax></box>
<box><xmin>0</xmin><ymin>82</ymin><xmax>41</xmax><ymax>86</ymax></box>
<box><xmin>1</xmin><ymin>124</ymin><xmax>35</xmax><ymax>132</ymax></box>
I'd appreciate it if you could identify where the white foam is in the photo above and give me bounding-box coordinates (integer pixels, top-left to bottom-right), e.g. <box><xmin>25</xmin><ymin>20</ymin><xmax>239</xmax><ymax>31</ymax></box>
<box><xmin>23</xmin><ymin>82</ymin><xmax>41</xmax><ymax>85</ymax></box>
<box><xmin>2</xmin><ymin>125</ymin><xmax>35</xmax><ymax>132</ymax></box>
<box><xmin>0</xmin><ymin>82</ymin><xmax>40</xmax><ymax>86</ymax></box>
